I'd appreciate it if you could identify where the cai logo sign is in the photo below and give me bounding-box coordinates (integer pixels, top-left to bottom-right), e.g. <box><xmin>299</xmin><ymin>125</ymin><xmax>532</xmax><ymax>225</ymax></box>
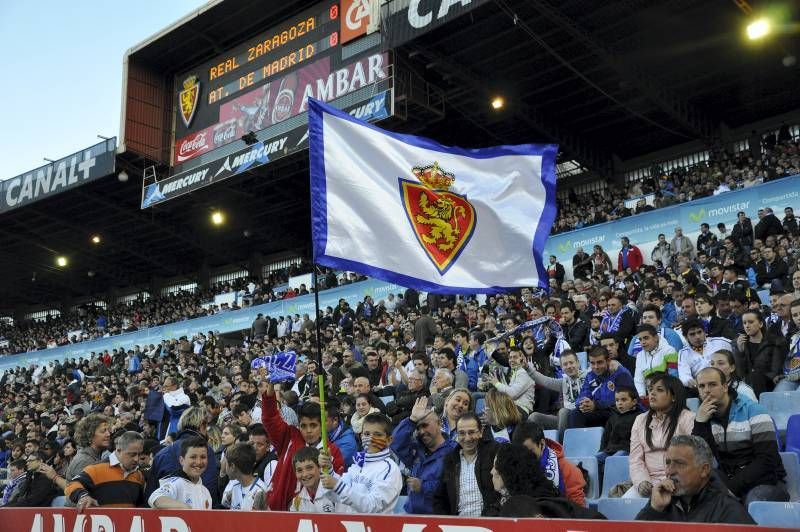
<box><xmin>340</xmin><ymin>0</ymin><xmax>376</xmax><ymax>44</ymax></box>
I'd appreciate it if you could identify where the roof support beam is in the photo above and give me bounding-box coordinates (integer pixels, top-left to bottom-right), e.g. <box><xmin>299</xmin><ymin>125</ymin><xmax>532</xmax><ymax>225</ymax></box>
<box><xmin>527</xmin><ymin>0</ymin><xmax>719</xmax><ymax>141</ymax></box>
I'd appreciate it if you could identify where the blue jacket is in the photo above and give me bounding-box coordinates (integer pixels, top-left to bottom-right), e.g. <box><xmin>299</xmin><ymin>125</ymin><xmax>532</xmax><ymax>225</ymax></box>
<box><xmin>661</xmin><ymin>304</ymin><xmax>677</xmax><ymax>328</ymax></box>
<box><xmin>144</xmin><ymin>429</ymin><xmax>220</xmax><ymax>506</ymax></box>
<box><xmin>459</xmin><ymin>355</ymin><xmax>480</xmax><ymax>391</ymax></box>
<box><xmin>390</xmin><ymin>418</ymin><xmax>458</xmax><ymax>514</ymax></box>
<box><xmin>330</xmin><ymin>421</ymin><xmax>358</xmax><ymax>467</ymax></box>
<box><xmin>576</xmin><ymin>365</ymin><xmax>635</xmax><ymax>410</ymax></box>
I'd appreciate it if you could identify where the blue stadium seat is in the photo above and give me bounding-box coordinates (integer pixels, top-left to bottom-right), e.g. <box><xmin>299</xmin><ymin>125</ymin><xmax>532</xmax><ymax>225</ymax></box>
<box><xmin>572</xmin><ymin>456</ymin><xmax>599</xmax><ymax>500</ymax></box>
<box><xmin>379</xmin><ymin>395</ymin><xmax>393</xmax><ymax>406</ymax></box>
<box><xmin>50</xmin><ymin>495</ymin><xmax>66</xmax><ymax>507</ymax></box>
<box><xmin>760</xmin><ymin>391</ymin><xmax>800</xmax><ymax>435</ymax></box>
<box><xmin>686</xmin><ymin>397</ymin><xmax>699</xmax><ymax>413</ymax></box>
<box><xmin>748</xmin><ymin>502</ymin><xmax>800</xmax><ymax>528</ymax></box>
<box><xmin>601</xmin><ymin>455</ymin><xmax>630</xmax><ymax>498</ymax></box>
<box><xmin>757</xmin><ymin>290</ymin><xmax>771</xmax><ymax>307</ymax></box>
<box><xmin>563</xmin><ymin>427</ymin><xmax>603</xmax><ymax>458</ymax></box>
<box><xmin>786</xmin><ymin>414</ymin><xmax>800</xmax><ymax>462</ymax></box>
<box><xmin>597</xmin><ymin>497</ymin><xmax>647</xmax><ymax>521</ymax></box>
<box><xmin>475</xmin><ymin>398</ymin><xmax>486</xmax><ymax>415</ymax></box>
<box><xmin>544</xmin><ymin>429</ymin><xmax>559</xmax><ymax>442</ymax></box>
<box><xmin>577</xmin><ymin>351</ymin><xmax>588</xmax><ymax>371</ymax></box>
<box><xmin>780</xmin><ymin>452</ymin><xmax>800</xmax><ymax>502</ymax></box>
<box><xmin>393</xmin><ymin>495</ymin><xmax>407</xmax><ymax>514</ymax></box>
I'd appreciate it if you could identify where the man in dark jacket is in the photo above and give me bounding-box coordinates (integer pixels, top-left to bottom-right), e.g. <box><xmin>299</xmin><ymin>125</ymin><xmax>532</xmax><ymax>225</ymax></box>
<box><xmin>413</xmin><ymin>306</ymin><xmax>437</xmax><ymax>354</ymax></box>
<box><xmin>731</xmin><ymin>212</ymin><xmax>754</xmax><ymax>249</ymax></box>
<box><xmin>754</xmin><ymin>207</ymin><xmax>783</xmax><ymax>241</ymax></box>
<box><xmin>433</xmin><ymin>413</ymin><xmax>498</xmax><ymax>516</ymax></box>
<box><xmin>755</xmin><ymin>246</ymin><xmax>788</xmax><ymax>290</ymax></box>
<box><xmin>572</xmin><ymin>248</ymin><xmax>593</xmax><ymax>279</ymax></box>
<box><xmin>636</xmin><ymin>435</ymin><xmax>754</xmax><ymax>524</ymax></box>
<box><xmin>560</xmin><ymin>302</ymin><xmax>589</xmax><ymax>352</ymax></box>
<box><xmin>782</xmin><ymin>207</ymin><xmax>799</xmax><ymax>237</ymax></box>
<box><xmin>386</xmin><ymin>369</ymin><xmax>429</xmax><ymax>425</ymax></box>
<box><xmin>4</xmin><ymin>452</ymin><xmax>59</xmax><ymax>507</ymax></box>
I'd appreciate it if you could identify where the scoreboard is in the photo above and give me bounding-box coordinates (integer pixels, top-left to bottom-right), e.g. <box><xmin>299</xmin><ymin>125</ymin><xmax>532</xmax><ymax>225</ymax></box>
<box><xmin>172</xmin><ymin>0</ymin><xmax>387</xmax><ymax>167</ymax></box>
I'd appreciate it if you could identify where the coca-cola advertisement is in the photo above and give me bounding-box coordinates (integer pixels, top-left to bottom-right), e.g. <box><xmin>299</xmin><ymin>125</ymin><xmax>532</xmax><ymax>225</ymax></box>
<box><xmin>175</xmin><ymin>129</ymin><xmax>212</xmax><ymax>163</ymax></box>
<box><xmin>213</xmin><ymin>119</ymin><xmax>238</xmax><ymax>147</ymax></box>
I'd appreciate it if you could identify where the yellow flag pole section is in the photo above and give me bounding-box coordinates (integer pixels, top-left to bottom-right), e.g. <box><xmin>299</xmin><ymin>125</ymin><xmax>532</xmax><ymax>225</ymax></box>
<box><xmin>318</xmin><ymin>374</ymin><xmax>329</xmax><ymax>472</ymax></box>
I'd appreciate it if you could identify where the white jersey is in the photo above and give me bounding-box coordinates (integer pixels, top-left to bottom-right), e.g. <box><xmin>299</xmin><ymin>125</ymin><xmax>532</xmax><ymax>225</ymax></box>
<box><xmin>678</xmin><ymin>337</ymin><xmax>732</xmax><ymax>386</ymax></box>
<box><xmin>289</xmin><ymin>485</ymin><xmax>338</xmax><ymax>513</ymax></box>
<box><xmin>222</xmin><ymin>477</ymin><xmax>268</xmax><ymax>511</ymax></box>
<box><xmin>148</xmin><ymin>474</ymin><xmax>212</xmax><ymax>510</ymax></box>
<box><xmin>322</xmin><ymin>448</ymin><xmax>402</xmax><ymax>514</ymax></box>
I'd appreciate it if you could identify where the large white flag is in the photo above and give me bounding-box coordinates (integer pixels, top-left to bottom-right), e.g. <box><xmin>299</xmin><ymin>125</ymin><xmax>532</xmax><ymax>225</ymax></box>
<box><xmin>308</xmin><ymin>98</ymin><xmax>557</xmax><ymax>294</ymax></box>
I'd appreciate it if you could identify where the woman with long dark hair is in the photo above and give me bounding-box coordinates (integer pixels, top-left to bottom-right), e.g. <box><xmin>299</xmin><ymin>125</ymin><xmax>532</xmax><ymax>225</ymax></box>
<box><xmin>625</xmin><ymin>374</ymin><xmax>695</xmax><ymax>498</ymax></box>
<box><xmin>709</xmin><ymin>350</ymin><xmax>757</xmax><ymax>401</ymax></box>
<box><xmin>734</xmin><ymin>310</ymin><xmax>785</xmax><ymax>397</ymax></box>
<box><xmin>487</xmin><ymin>443</ymin><xmax>558</xmax><ymax>512</ymax></box>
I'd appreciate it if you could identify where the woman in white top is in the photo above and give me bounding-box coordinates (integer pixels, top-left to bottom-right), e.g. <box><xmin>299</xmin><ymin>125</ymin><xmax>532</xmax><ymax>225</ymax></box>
<box><xmin>709</xmin><ymin>349</ymin><xmax>757</xmax><ymax>402</ymax></box>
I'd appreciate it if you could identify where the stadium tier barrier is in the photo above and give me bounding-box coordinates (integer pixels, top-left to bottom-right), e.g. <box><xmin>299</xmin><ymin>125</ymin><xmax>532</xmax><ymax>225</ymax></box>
<box><xmin>0</xmin><ymin>278</ymin><xmax>403</xmax><ymax>374</ymax></box>
<box><xmin>1</xmin><ymin>507</ymin><xmax>791</xmax><ymax>532</ymax></box>
<box><xmin>545</xmin><ymin>174</ymin><xmax>800</xmax><ymax>279</ymax></box>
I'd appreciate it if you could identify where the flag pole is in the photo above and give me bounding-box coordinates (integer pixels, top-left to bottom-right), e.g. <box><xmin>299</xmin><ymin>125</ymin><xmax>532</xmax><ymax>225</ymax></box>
<box><xmin>313</xmin><ymin>265</ymin><xmax>330</xmax><ymax>469</ymax></box>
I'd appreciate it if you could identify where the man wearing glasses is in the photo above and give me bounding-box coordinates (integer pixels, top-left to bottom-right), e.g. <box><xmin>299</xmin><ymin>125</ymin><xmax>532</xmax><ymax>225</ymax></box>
<box><xmin>433</xmin><ymin>412</ymin><xmax>499</xmax><ymax>516</ymax></box>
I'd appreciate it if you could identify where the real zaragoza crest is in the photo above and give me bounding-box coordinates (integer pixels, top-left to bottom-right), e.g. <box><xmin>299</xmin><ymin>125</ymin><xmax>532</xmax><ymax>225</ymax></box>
<box><xmin>179</xmin><ymin>75</ymin><xmax>200</xmax><ymax>128</ymax></box>
<box><xmin>399</xmin><ymin>162</ymin><xmax>476</xmax><ymax>275</ymax></box>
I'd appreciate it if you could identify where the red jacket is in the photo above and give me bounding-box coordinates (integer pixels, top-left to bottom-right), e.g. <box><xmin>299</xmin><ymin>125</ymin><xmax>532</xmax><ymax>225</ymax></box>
<box><xmin>261</xmin><ymin>393</ymin><xmax>344</xmax><ymax>511</ymax></box>
<box><xmin>617</xmin><ymin>245</ymin><xmax>644</xmax><ymax>272</ymax></box>
<box><xmin>547</xmin><ymin>439</ymin><xmax>586</xmax><ymax>507</ymax></box>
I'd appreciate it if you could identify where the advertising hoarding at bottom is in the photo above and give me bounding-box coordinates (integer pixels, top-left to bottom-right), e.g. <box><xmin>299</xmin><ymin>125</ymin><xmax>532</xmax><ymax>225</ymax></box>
<box><xmin>0</xmin><ymin>507</ymin><xmax>781</xmax><ymax>532</ymax></box>
<box><xmin>143</xmin><ymin>89</ymin><xmax>394</xmax><ymax>208</ymax></box>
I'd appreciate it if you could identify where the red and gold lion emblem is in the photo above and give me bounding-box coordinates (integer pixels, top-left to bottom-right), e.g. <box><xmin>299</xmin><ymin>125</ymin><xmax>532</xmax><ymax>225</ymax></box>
<box><xmin>179</xmin><ymin>75</ymin><xmax>200</xmax><ymax>128</ymax></box>
<box><xmin>400</xmin><ymin>162</ymin><xmax>476</xmax><ymax>275</ymax></box>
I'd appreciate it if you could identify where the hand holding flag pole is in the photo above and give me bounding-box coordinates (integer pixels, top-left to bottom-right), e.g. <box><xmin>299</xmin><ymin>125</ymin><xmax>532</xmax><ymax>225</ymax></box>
<box><xmin>318</xmin><ymin>374</ymin><xmax>330</xmax><ymax>473</ymax></box>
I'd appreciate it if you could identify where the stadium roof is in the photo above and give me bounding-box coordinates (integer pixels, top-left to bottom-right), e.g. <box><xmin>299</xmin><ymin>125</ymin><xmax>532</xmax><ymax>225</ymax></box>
<box><xmin>2</xmin><ymin>0</ymin><xmax>799</xmax><ymax>310</ymax></box>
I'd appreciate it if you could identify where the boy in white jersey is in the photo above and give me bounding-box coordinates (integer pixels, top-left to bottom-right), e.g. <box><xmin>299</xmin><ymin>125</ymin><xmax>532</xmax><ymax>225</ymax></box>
<box><xmin>222</xmin><ymin>442</ymin><xmax>268</xmax><ymax>510</ymax></box>
<box><xmin>319</xmin><ymin>413</ymin><xmax>402</xmax><ymax>514</ymax></box>
<box><xmin>289</xmin><ymin>446</ymin><xmax>337</xmax><ymax>512</ymax></box>
<box><xmin>148</xmin><ymin>436</ymin><xmax>212</xmax><ymax>510</ymax></box>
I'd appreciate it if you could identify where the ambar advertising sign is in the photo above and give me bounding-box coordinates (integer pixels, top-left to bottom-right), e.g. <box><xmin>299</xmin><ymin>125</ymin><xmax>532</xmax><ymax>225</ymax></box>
<box><xmin>0</xmin><ymin>138</ymin><xmax>116</xmax><ymax>214</ymax></box>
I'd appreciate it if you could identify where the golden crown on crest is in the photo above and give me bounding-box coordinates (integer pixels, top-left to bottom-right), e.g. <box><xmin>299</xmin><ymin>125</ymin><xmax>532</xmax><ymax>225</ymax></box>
<box><xmin>412</xmin><ymin>162</ymin><xmax>455</xmax><ymax>191</ymax></box>
<box><xmin>182</xmin><ymin>75</ymin><xmax>198</xmax><ymax>90</ymax></box>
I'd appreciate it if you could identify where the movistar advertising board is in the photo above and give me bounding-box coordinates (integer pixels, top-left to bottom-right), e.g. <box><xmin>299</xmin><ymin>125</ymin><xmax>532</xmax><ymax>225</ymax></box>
<box><xmin>545</xmin><ymin>176</ymin><xmax>799</xmax><ymax>276</ymax></box>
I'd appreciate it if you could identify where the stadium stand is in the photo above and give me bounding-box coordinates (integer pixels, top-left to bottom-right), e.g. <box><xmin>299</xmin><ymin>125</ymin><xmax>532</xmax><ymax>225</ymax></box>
<box><xmin>1</xmin><ymin>0</ymin><xmax>799</xmax><ymax>528</ymax></box>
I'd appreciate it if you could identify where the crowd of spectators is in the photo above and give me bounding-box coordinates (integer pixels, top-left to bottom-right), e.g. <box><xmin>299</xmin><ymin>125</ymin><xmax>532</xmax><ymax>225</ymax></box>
<box><xmin>0</xmin><ymin>261</ymin><xmax>340</xmax><ymax>357</ymax></box>
<box><xmin>553</xmin><ymin>124</ymin><xmax>800</xmax><ymax>234</ymax></box>
<box><xmin>1</xmin><ymin>190</ymin><xmax>798</xmax><ymax>524</ymax></box>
